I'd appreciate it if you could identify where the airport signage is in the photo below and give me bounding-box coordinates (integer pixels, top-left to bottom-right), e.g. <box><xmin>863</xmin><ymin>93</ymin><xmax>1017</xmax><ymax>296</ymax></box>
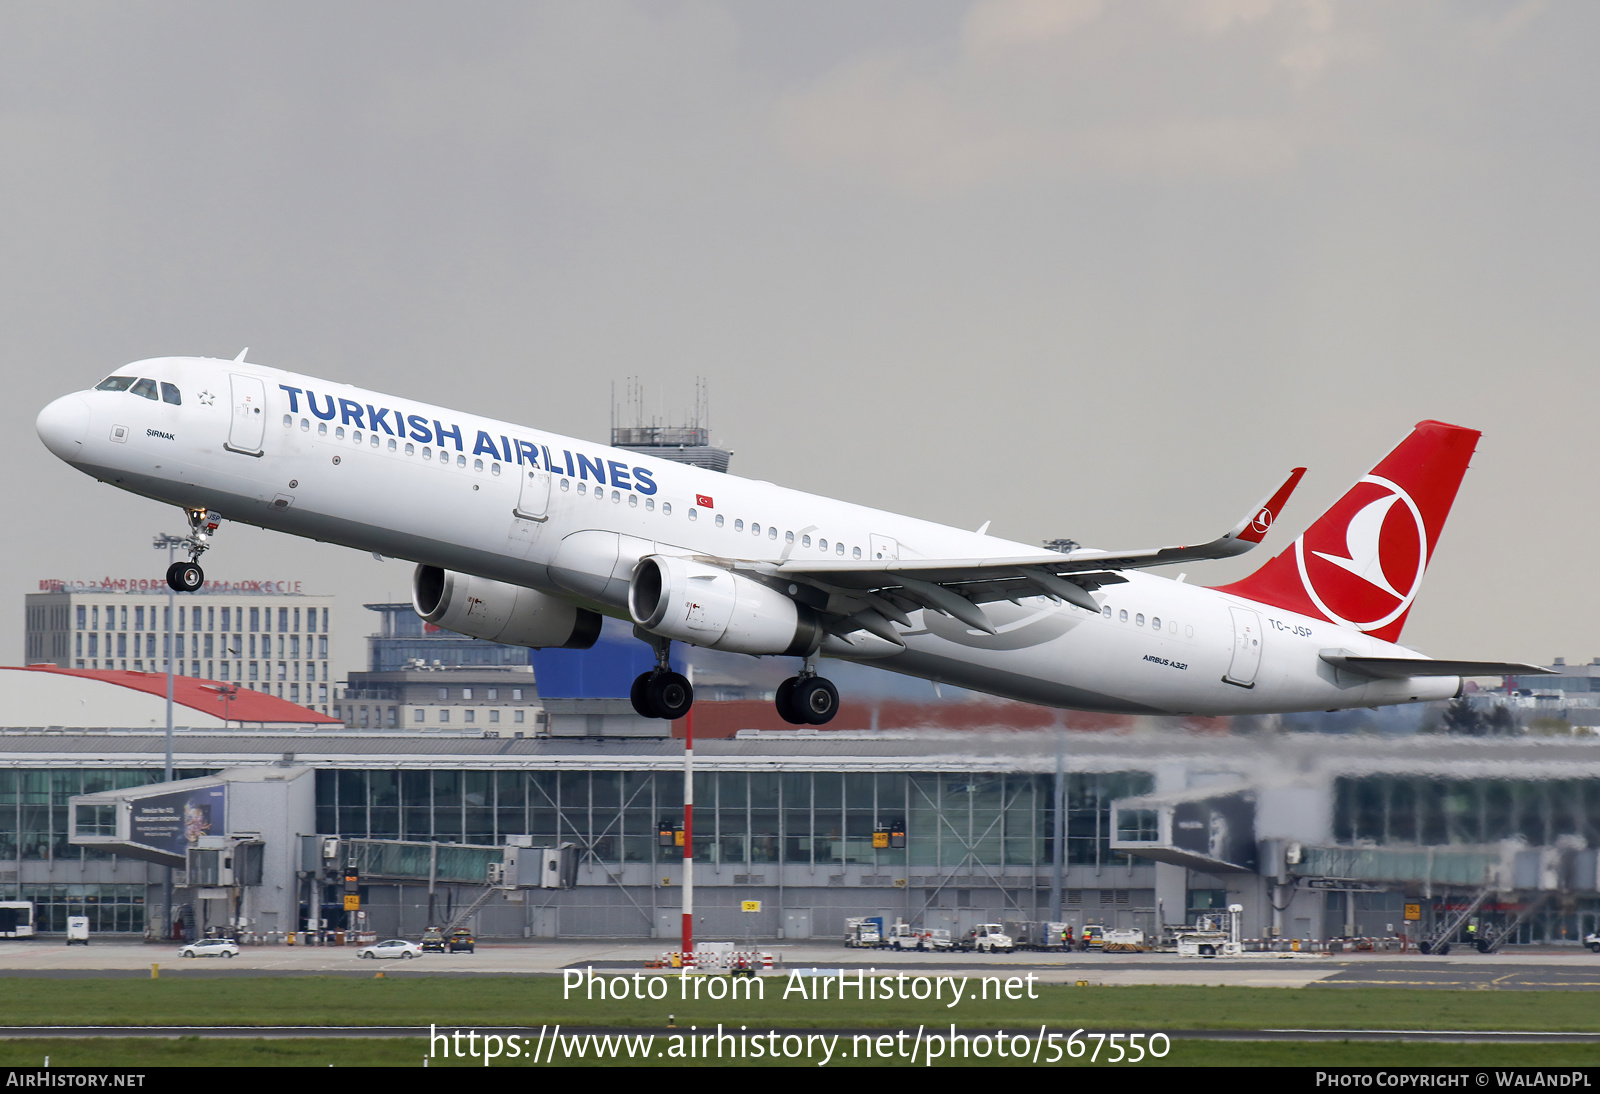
<box><xmin>39</xmin><ymin>578</ymin><xmax>306</xmax><ymax>594</ymax></box>
<box><xmin>127</xmin><ymin>785</ymin><xmax>226</xmax><ymax>858</ymax></box>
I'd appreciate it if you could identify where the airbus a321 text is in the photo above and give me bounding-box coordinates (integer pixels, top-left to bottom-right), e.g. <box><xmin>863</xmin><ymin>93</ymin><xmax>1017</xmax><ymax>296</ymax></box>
<box><xmin>35</xmin><ymin>355</ymin><xmax>1545</xmax><ymax>725</ymax></box>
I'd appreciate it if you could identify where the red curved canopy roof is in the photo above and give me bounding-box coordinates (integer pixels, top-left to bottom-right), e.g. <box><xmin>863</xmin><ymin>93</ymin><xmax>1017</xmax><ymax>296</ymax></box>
<box><xmin>12</xmin><ymin>665</ymin><xmax>341</xmax><ymax>724</ymax></box>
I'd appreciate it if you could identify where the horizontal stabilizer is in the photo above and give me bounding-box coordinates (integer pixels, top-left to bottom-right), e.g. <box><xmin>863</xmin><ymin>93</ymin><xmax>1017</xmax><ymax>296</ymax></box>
<box><xmin>1319</xmin><ymin>651</ymin><xmax>1553</xmax><ymax>680</ymax></box>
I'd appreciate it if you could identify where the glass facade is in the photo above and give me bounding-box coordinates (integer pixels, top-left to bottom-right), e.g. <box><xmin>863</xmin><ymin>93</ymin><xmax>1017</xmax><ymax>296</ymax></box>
<box><xmin>1334</xmin><ymin>776</ymin><xmax>1600</xmax><ymax>847</ymax></box>
<box><xmin>0</xmin><ymin>884</ymin><xmax>147</xmax><ymax>933</ymax></box>
<box><xmin>315</xmin><ymin>769</ymin><xmax>1154</xmax><ymax>870</ymax></box>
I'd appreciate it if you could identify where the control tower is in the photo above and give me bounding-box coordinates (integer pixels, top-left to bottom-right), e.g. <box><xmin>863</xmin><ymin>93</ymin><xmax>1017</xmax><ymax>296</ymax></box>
<box><xmin>609</xmin><ymin>377</ymin><xmax>732</xmax><ymax>473</ymax></box>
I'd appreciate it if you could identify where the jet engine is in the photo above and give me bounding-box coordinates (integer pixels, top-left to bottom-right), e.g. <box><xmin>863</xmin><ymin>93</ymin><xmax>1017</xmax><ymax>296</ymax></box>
<box><xmin>412</xmin><ymin>565</ymin><xmax>602</xmax><ymax>649</ymax></box>
<box><xmin>629</xmin><ymin>555</ymin><xmax>821</xmax><ymax>656</ymax></box>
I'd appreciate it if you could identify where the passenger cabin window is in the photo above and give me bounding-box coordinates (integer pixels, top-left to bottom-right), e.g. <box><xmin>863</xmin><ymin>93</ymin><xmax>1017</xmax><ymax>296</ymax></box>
<box><xmin>752</xmin><ymin>523</ymin><xmax>761</xmax><ymax>536</ymax></box>
<box><xmin>852</xmin><ymin>546</ymin><xmax>861</xmax><ymax>558</ymax></box>
<box><xmin>1119</xmin><ymin>609</ymin><xmax>1129</xmax><ymax>622</ymax></box>
<box><xmin>130</xmin><ymin>378</ymin><xmax>159</xmax><ymax>400</ymax></box>
<box><xmin>803</xmin><ymin>535</ymin><xmax>812</xmax><ymax>547</ymax></box>
<box><xmin>1136</xmin><ymin>613</ymin><xmax>1145</xmax><ymax>626</ymax></box>
<box><xmin>734</xmin><ymin>519</ymin><xmax>744</xmax><ymax>532</ymax></box>
<box><xmin>1152</xmin><ymin>616</ymin><xmax>1161</xmax><ymax>629</ymax></box>
<box><xmin>95</xmin><ymin>376</ymin><xmax>137</xmax><ymax>392</ymax></box>
<box><xmin>688</xmin><ymin>508</ymin><xmax>698</xmax><ymax>521</ymax></box>
<box><xmin>836</xmin><ymin>542</ymin><xmax>845</xmax><ymax>555</ymax></box>
<box><xmin>160</xmin><ymin>382</ymin><xmax>181</xmax><ymax>405</ymax></box>
<box><xmin>715</xmin><ymin>514</ymin><xmax>724</xmax><ymax>527</ymax></box>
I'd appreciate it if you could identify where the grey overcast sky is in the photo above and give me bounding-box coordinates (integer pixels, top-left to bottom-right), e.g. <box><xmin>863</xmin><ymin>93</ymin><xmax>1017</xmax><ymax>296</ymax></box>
<box><xmin>5</xmin><ymin>0</ymin><xmax>1596</xmax><ymax>678</ymax></box>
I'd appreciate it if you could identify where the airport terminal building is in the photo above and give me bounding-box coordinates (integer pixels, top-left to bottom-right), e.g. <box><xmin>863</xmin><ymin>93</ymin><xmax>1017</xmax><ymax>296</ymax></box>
<box><xmin>4</xmin><ymin>713</ymin><xmax>1600</xmax><ymax>948</ymax></box>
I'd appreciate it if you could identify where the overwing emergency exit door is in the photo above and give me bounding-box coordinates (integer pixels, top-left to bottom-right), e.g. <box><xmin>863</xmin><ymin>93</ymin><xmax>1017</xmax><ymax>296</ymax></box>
<box><xmin>514</xmin><ymin>467</ymin><xmax>551</xmax><ymax>521</ymax></box>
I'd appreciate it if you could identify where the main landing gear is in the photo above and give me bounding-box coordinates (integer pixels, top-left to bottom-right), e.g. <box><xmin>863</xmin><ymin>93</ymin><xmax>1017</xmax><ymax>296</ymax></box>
<box><xmin>165</xmin><ymin>507</ymin><xmax>220</xmax><ymax>593</ymax></box>
<box><xmin>630</xmin><ymin>634</ymin><xmax>693</xmax><ymax>721</ymax></box>
<box><xmin>775</xmin><ymin>660</ymin><xmax>839</xmax><ymax>726</ymax></box>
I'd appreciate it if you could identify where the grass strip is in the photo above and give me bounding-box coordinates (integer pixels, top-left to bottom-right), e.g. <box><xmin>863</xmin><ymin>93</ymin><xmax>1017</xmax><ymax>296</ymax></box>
<box><xmin>1</xmin><ymin>977</ymin><xmax>1599</xmax><ymax>1032</ymax></box>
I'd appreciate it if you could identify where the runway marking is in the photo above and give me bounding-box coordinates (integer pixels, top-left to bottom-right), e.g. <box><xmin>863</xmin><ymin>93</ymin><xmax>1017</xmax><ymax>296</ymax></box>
<box><xmin>1327</xmin><ymin>978</ymin><xmax>1600</xmax><ymax>987</ymax></box>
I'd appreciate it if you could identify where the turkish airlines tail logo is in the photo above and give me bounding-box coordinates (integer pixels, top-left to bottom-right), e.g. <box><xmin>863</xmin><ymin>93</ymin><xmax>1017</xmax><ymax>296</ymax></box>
<box><xmin>1212</xmin><ymin>420</ymin><xmax>1479</xmax><ymax>643</ymax></box>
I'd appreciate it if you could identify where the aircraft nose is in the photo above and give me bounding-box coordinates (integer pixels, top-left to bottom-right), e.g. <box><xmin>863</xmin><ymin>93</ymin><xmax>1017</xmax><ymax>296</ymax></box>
<box><xmin>37</xmin><ymin>393</ymin><xmax>90</xmax><ymax>461</ymax></box>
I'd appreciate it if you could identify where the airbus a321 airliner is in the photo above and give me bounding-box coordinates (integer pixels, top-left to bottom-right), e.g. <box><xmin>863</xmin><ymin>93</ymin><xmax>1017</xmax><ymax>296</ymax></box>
<box><xmin>35</xmin><ymin>355</ymin><xmax>1543</xmax><ymax>725</ymax></box>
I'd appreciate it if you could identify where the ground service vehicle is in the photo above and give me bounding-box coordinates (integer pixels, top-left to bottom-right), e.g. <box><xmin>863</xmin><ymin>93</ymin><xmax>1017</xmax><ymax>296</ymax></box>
<box><xmin>420</xmin><ymin>929</ymin><xmax>445</xmax><ymax>953</ymax></box>
<box><xmin>66</xmin><ymin>917</ymin><xmax>89</xmax><ymax>945</ymax></box>
<box><xmin>964</xmin><ymin>924</ymin><xmax>1014</xmax><ymax>953</ymax></box>
<box><xmin>447</xmin><ymin>928</ymin><xmax>475</xmax><ymax>953</ymax></box>
<box><xmin>845</xmin><ymin>917</ymin><xmax>883</xmax><ymax>948</ymax></box>
<box><xmin>37</xmin><ymin>360</ymin><xmax>1545</xmax><ymax>728</ymax></box>
<box><xmin>0</xmin><ymin>902</ymin><xmax>35</xmax><ymax>940</ymax></box>
<box><xmin>1175</xmin><ymin>905</ymin><xmax>1245</xmax><ymax>958</ymax></box>
<box><xmin>1100</xmin><ymin>928</ymin><xmax>1147</xmax><ymax>952</ymax></box>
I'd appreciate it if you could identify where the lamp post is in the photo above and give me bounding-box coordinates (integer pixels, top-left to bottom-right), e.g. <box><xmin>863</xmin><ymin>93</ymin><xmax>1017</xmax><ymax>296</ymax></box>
<box><xmin>152</xmin><ymin>533</ymin><xmax>184</xmax><ymax>940</ymax></box>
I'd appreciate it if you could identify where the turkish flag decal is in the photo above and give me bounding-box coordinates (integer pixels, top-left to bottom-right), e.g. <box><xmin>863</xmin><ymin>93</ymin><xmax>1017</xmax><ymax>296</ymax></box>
<box><xmin>696</xmin><ymin>495</ymin><xmax>714</xmax><ymax>508</ymax></box>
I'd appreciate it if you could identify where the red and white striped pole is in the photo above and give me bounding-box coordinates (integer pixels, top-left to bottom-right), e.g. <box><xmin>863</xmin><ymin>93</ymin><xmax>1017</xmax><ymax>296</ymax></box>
<box><xmin>682</xmin><ymin>704</ymin><xmax>694</xmax><ymax>958</ymax></box>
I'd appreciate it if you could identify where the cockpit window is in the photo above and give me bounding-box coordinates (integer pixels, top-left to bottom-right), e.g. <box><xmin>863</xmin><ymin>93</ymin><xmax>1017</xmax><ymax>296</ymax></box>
<box><xmin>130</xmin><ymin>378</ymin><xmax>159</xmax><ymax>400</ymax></box>
<box><xmin>95</xmin><ymin>376</ymin><xmax>137</xmax><ymax>392</ymax></box>
<box><xmin>160</xmin><ymin>382</ymin><xmax>181</xmax><ymax>406</ymax></box>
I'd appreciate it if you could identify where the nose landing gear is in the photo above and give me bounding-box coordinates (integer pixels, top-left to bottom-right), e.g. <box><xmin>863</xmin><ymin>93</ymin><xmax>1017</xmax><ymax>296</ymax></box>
<box><xmin>629</xmin><ymin>631</ymin><xmax>694</xmax><ymax>720</ymax></box>
<box><xmin>165</xmin><ymin>508</ymin><xmax>220</xmax><ymax>593</ymax></box>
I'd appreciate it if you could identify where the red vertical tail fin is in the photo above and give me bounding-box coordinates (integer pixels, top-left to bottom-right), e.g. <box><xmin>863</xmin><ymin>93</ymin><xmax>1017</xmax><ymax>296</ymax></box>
<box><xmin>1212</xmin><ymin>420</ymin><xmax>1480</xmax><ymax>642</ymax></box>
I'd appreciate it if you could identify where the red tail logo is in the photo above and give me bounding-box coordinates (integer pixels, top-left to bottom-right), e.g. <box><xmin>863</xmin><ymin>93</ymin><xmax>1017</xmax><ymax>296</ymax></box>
<box><xmin>1213</xmin><ymin>420</ymin><xmax>1479</xmax><ymax>642</ymax></box>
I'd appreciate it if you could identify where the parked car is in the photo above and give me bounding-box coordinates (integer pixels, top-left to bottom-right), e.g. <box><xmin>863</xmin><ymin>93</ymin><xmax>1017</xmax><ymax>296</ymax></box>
<box><xmin>447</xmin><ymin>928</ymin><xmax>475</xmax><ymax>954</ymax></box>
<box><xmin>420</xmin><ymin>928</ymin><xmax>445</xmax><ymax>953</ymax></box>
<box><xmin>1584</xmin><ymin>932</ymin><xmax>1600</xmax><ymax>954</ymax></box>
<box><xmin>179</xmin><ymin>938</ymin><xmax>239</xmax><ymax>959</ymax></box>
<box><xmin>358</xmin><ymin>939</ymin><xmax>422</xmax><ymax>959</ymax></box>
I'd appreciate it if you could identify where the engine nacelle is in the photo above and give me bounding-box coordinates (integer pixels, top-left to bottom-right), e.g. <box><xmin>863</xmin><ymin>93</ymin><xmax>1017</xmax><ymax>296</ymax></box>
<box><xmin>413</xmin><ymin>566</ymin><xmax>602</xmax><ymax>649</ymax></box>
<box><xmin>629</xmin><ymin>555</ymin><xmax>821</xmax><ymax>656</ymax></box>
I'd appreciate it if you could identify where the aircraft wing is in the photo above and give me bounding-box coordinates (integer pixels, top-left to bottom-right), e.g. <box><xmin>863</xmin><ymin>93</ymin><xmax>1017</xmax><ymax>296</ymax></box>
<box><xmin>733</xmin><ymin>467</ymin><xmax>1307</xmax><ymax>638</ymax></box>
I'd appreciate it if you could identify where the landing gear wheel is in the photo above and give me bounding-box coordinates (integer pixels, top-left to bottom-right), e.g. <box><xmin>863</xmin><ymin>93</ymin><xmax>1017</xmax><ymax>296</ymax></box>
<box><xmin>792</xmin><ymin>676</ymin><xmax>839</xmax><ymax>725</ymax></box>
<box><xmin>630</xmin><ymin>672</ymin><xmax>655</xmax><ymax>719</ymax></box>
<box><xmin>167</xmin><ymin>561</ymin><xmax>203</xmax><ymax>593</ymax></box>
<box><xmin>646</xmin><ymin>671</ymin><xmax>693</xmax><ymax>720</ymax></box>
<box><xmin>774</xmin><ymin>678</ymin><xmax>808</xmax><ymax>725</ymax></box>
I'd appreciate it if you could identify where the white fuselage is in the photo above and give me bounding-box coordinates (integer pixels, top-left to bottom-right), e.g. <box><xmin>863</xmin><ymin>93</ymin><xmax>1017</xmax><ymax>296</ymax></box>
<box><xmin>37</xmin><ymin>357</ymin><xmax>1459</xmax><ymax>716</ymax></box>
